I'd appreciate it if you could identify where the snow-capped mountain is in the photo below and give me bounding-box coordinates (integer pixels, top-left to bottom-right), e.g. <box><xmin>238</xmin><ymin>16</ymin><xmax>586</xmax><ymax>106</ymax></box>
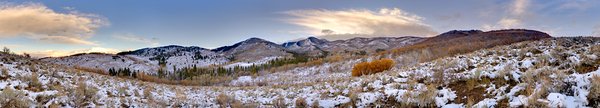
<box><xmin>283</xmin><ymin>36</ymin><xmax>424</xmax><ymax>56</ymax></box>
<box><xmin>282</xmin><ymin>37</ymin><xmax>330</xmax><ymax>56</ymax></box>
<box><xmin>212</xmin><ymin>37</ymin><xmax>293</xmax><ymax>62</ymax></box>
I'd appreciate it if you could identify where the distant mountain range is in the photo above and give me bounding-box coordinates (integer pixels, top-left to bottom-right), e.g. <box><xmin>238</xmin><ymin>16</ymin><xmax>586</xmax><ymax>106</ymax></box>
<box><xmin>41</xmin><ymin>35</ymin><xmax>423</xmax><ymax>73</ymax></box>
<box><xmin>40</xmin><ymin>29</ymin><xmax>551</xmax><ymax>74</ymax></box>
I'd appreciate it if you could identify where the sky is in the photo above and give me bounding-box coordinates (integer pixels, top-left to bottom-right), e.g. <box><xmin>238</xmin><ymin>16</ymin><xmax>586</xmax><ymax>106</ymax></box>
<box><xmin>0</xmin><ymin>0</ymin><xmax>599</xmax><ymax>57</ymax></box>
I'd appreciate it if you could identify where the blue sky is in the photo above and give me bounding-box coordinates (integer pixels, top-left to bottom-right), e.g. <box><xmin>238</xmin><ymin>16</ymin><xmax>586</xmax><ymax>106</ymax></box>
<box><xmin>0</xmin><ymin>0</ymin><xmax>599</xmax><ymax>57</ymax></box>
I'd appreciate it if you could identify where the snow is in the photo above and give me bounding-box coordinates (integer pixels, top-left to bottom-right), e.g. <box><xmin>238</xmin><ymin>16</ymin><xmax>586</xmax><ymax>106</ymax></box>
<box><xmin>521</xmin><ymin>59</ymin><xmax>533</xmax><ymax>68</ymax></box>
<box><xmin>1</xmin><ymin>37</ymin><xmax>598</xmax><ymax>107</ymax></box>
<box><xmin>230</xmin><ymin>76</ymin><xmax>253</xmax><ymax>86</ymax></box>
<box><xmin>442</xmin><ymin>104</ymin><xmax>464</xmax><ymax>108</ymax></box>
<box><xmin>547</xmin><ymin>93</ymin><xmax>566</xmax><ymax>107</ymax></box>
<box><xmin>473</xmin><ymin>98</ymin><xmax>497</xmax><ymax>108</ymax></box>
<box><xmin>436</xmin><ymin>88</ymin><xmax>458</xmax><ymax>107</ymax></box>
<box><xmin>357</xmin><ymin>92</ymin><xmax>382</xmax><ymax>107</ymax></box>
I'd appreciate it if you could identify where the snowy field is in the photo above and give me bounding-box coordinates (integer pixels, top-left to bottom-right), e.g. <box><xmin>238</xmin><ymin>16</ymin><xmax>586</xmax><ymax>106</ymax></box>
<box><xmin>1</xmin><ymin>37</ymin><xmax>599</xmax><ymax>107</ymax></box>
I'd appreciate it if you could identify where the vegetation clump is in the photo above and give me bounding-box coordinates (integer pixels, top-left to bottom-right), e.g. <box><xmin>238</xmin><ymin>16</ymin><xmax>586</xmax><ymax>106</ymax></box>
<box><xmin>351</xmin><ymin>58</ymin><xmax>394</xmax><ymax>76</ymax></box>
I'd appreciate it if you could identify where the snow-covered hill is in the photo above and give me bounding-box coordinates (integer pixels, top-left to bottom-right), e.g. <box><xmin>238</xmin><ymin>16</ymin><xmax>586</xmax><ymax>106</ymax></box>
<box><xmin>283</xmin><ymin>36</ymin><xmax>424</xmax><ymax>56</ymax></box>
<box><xmin>41</xmin><ymin>45</ymin><xmax>230</xmax><ymax>74</ymax></box>
<box><xmin>3</xmin><ymin>37</ymin><xmax>599</xmax><ymax>107</ymax></box>
<box><xmin>42</xmin><ymin>36</ymin><xmax>423</xmax><ymax>74</ymax></box>
<box><xmin>212</xmin><ymin>37</ymin><xmax>292</xmax><ymax>62</ymax></box>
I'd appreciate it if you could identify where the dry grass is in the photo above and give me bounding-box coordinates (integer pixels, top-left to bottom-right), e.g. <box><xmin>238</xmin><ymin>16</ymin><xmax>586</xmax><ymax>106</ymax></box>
<box><xmin>27</xmin><ymin>72</ymin><xmax>42</xmax><ymax>92</ymax></box>
<box><xmin>295</xmin><ymin>97</ymin><xmax>308</xmax><ymax>108</ymax></box>
<box><xmin>74</xmin><ymin>66</ymin><xmax>108</xmax><ymax>75</ymax></box>
<box><xmin>591</xmin><ymin>45</ymin><xmax>600</xmax><ymax>54</ymax></box>
<box><xmin>216</xmin><ymin>93</ymin><xmax>242</xmax><ymax>108</ymax></box>
<box><xmin>273</xmin><ymin>96</ymin><xmax>286</xmax><ymax>108</ymax></box>
<box><xmin>73</xmin><ymin>80</ymin><xmax>98</xmax><ymax>107</ymax></box>
<box><xmin>351</xmin><ymin>58</ymin><xmax>394</xmax><ymax>76</ymax></box>
<box><xmin>311</xmin><ymin>100</ymin><xmax>320</xmax><ymax>108</ymax></box>
<box><xmin>416</xmin><ymin>84</ymin><xmax>438</xmax><ymax>107</ymax></box>
<box><xmin>0</xmin><ymin>87</ymin><xmax>33</xmax><ymax>108</ymax></box>
<box><xmin>588</xmin><ymin>75</ymin><xmax>600</xmax><ymax>107</ymax></box>
<box><xmin>1</xmin><ymin>67</ymin><xmax>8</xmax><ymax>78</ymax></box>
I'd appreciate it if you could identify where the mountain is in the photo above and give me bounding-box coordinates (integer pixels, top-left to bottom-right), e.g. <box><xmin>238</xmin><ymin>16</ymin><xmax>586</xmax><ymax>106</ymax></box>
<box><xmin>42</xmin><ymin>45</ymin><xmax>230</xmax><ymax>74</ymax></box>
<box><xmin>41</xmin><ymin>29</ymin><xmax>548</xmax><ymax>75</ymax></box>
<box><xmin>283</xmin><ymin>36</ymin><xmax>424</xmax><ymax>56</ymax></box>
<box><xmin>213</xmin><ymin>37</ymin><xmax>293</xmax><ymax>62</ymax></box>
<box><xmin>282</xmin><ymin>37</ymin><xmax>330</xmax><ymax>56</ymax></box>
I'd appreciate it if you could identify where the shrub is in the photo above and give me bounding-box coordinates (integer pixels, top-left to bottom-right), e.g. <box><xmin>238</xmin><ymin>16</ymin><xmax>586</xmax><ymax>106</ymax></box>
<box><xmin>274</xmin><ymin>96</ymin><xmax>286</xmax><ymax>108</ymax></box>
<box><xmin>1</xmin><ymin>67</ymin><xmax>8</xmax><ymax>77</ymax></box>
<box><xmin>28</xmin><ymin>72</ymin><xmax>43</xmax><ymax>92</ymax></box>
<box><xmin>74</xmin><ymin>81</ymin><xmax>98</xmax><ymax>107</ymax></box>
<box><xmin>589</xmin><ymin>75</ymin><xmax>600</xmax><ymax>98</ymax></box>
<box><xmin>311</xmin><ymin>100</ymin><xmax>320</xmax><ymax>108</ymax></box>
<box><xmin>295</xmin><ymin>98</ymin><xmax>307</xmax><ymax>108</ymax></box>
<box><xmin>591</xmin><ymin>45</ymin><xmax>600</xmax><ymax>54</ymax></box>
<box><xmin>0</xmin><ymin>87</ymin><xmax>32</xmax><ymax>107</ymax></box>
<box><xmin>589</xmin><ymin>75</ymin><xmax>600</xmax><ymax>107</ymax></box>
<box><xmin>351</xmin><ymin>58</ymin><xmax>395</xmax><ymax>76</ymax></box>
<box><xmin>217</xmin><ymin>93</ymin><xmax>242</xmax><ymax>108</ymax></box>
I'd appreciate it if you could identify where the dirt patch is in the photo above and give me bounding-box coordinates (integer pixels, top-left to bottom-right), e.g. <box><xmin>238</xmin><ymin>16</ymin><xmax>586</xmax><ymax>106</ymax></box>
<box><xmin>448</xmin><ymin>80</ymin><xmax>488</xmax><ymax>105</ymax></box>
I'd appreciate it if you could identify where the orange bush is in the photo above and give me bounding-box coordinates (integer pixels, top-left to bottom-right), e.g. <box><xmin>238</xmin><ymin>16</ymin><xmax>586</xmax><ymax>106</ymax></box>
<box><xmin>352</xmin><ymin>58</ymin><xmax>394</xmax><ymax>76</ymax></box>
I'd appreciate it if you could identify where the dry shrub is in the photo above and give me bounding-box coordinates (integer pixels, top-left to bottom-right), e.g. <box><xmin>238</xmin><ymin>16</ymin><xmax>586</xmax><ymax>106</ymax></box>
<box><xmin>28</xmin><ymin>72</ymin><xmax>43</xmax><ymax>92</ymax></box>
<box><xmin>351</xmin><ymin>58</ymin><xmax>395</xmax><ymax>76</ymax></box>
<box><xmin>526</xmin><ymin>84</ymin><xmax>548</xmax><ymax>107</ymax></box>
<box><xmin>273</xmin><ymin>96</ymin><xmax>286</xmax><ymax>108</ymax></box>
<box><xmin>36</xmin><ymin>94</ymin><xmax>56</xmax><ymax>106</ymax></box>
<box><xmin>74</xmin><ymin>81</ymin><xmax>98</xmax><ymax>107</ymax></box>
<box><xmin>416</xmin><ymin>84</ymin><xmax>438</xmax><ymax>107</ymax></box>
<box><xmin>144</xmin><ymin>86</ymin><xmax>154</xmax><ymax>100</ymax></box>
<box><xmin>217</xmin><ymin>93</ymin><xmax>242</xmax><ymax>108</ymax></box>
<box><xmin>0</xmin><ymin>87</ymin><xmax>33</xmax><ymax>108</ymax></box>
<box><xmin>591</xmin><ymin>45</ymin><xmax>600</xmax><ymax>54</ymax></box>
<box><xmin>574</xmin><ymin>55</ymin><xmax>599</xmax><ymax>74</ymax></box>
<box><xmin>432</xmin><ymin>69</ymin><xmax>445</xmax><ymax>85</ymax></box>
<box><xmin>311</xmin><ymin>100</ymin><xmax>320</xmax><ymax>108</ymax></box>
<box><xmin>74</xmin><ymin>66</ymin><xmax>108</xmax><ymax>75</ymax></box>
<box><xmin>295</xmin><ymin>97</ymin><xmax>307</xmax><ymax>108</ymax></box>
<box><xmin>588</xmin><ymin>75</ymin><xmax>600</xmax><ymax>107</ymax></box>
<box><xmin>1</xmin><ymin>67</ymin><xmax>8</xmax><ymax>77</ymax></box>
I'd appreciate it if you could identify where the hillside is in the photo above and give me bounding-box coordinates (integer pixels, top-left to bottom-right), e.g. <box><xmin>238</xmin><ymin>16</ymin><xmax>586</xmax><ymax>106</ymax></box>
<box><xmin>41</xmin><ymin>36</ymin><xmax>424</xmax><ymax>75</ymax></box>
<box><xmin>1</xmin><ymin>37</ymin><xmax>599</xmax><ymax>107</ymax></box>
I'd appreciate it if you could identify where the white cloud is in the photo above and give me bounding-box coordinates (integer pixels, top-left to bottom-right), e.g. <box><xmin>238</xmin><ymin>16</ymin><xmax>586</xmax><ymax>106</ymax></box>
<box><xmin>510</xmin><ymin>0</ymin><xmax>529</xmax><ymax>16</ymax></box>
<box><xmin>284</xmin><ymin>8</ymin><xmax>437</xmax><ymax>40</ymax></box>
<box><xmin>113</xmin><ymin>33</ymin><xmax>159</xmax><ymax>46</ymax></box>
<box><xmin>0</xmin><ymin>3</ymin><xmax>107</xmax><ymax>45</ymax></box>
<box><xmin>25</xmin><ymin>47</ymin><xmax>120</xmax><ymax>58</ymax></box>
<box><xmin>483</xmin><ymin>0</ymin><xmax>530</xmax><ymax>30</ymax></box>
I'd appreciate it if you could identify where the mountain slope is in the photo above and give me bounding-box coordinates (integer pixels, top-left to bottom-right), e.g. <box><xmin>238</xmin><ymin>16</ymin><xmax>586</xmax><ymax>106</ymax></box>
<box><xmin>213</xmin><ymin>37</ymin><xmax>293</xmax><ymax>62</ymax></box>
<box><xmin>3</xmin><ymin>37</ymin><xmax>599</xmax><ymax>107</ymax></box>
<box><xmin>283</xmin><ymin>36</ymin><xmax>424</xmax><ymax>56</ymax></box>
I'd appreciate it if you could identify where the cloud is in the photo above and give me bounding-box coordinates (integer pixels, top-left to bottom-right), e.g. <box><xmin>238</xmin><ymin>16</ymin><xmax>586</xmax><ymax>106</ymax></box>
<box><xmin>0</xmin><ymin>3</ymin><xmax>107</xmax><ymax>45</ymax></box>
<box><xmin>26</xmin><ymin>47</ymin><xmax>120</xmax><ymax>58</ymax></box>
<box><xmin>34</xmin><ymin>36</ymin><xmax>98</xmax><ymax>45</ymax></box>
<box><xmin>483</xmin><ymin>0</ymin><xmax>531</xmax><ymax>30</ymax></box>
<box><xmin>284</xmin><ymin>8</ymin><xmax>437</xmax><ymax>40</ymax></box>
<box><xmin>113</xmin><ymin>33</ymin><xmax>159</xmax><ymax>46</ymax></box>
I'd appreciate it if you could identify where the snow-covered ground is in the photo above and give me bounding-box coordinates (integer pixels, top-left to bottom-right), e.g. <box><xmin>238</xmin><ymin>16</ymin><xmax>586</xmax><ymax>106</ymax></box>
<box><xmin>1</xmin><ymin>37</ymin><xmax>599</xmax><ymax>107</ymax></box>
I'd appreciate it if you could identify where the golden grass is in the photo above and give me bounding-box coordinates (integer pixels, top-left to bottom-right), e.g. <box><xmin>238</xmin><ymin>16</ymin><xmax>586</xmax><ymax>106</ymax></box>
<box><xmin>351</xmin><ymin>58</ymin><xmax>394</xmax><ymax>77</ymax></box>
